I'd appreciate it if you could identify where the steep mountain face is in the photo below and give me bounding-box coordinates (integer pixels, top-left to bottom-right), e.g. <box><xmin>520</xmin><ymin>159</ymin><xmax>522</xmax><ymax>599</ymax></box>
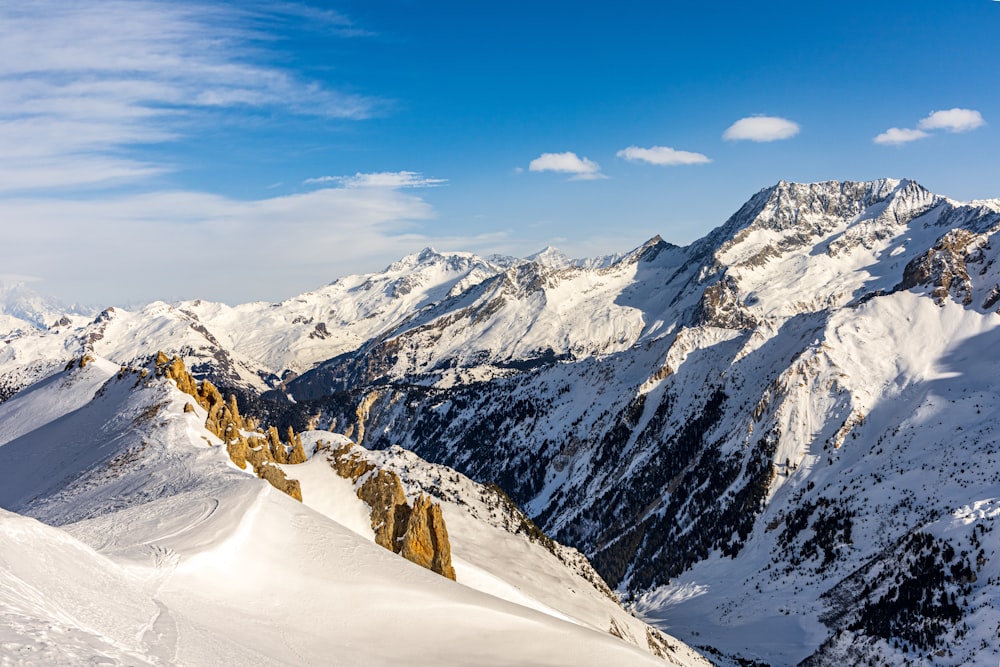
<box><xmin>4</xmin><ymin>178</ymin><xmax>1000</xmax><ymax>665</ymax></box>
<box><xmin>0</xmin><ymin>353</ymin><xmax>706</xmax><ymax>666</ymax></box>
<box><xmin>276</xmin><ymin>179</ymin><xmax>1000</xmax><ymax>665</ymax></box>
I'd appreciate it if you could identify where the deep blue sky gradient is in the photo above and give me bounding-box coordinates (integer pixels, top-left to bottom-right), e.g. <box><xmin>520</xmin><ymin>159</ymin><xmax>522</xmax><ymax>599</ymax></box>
<box><xmin>191</xmin><ymin>0</ymin><xmax>1000</xmax><ymax>241</ymax></box>
<box><xmin>2</xmin><ymin>0</ymin><xmax>998</xmax><ymax>303</ymax></box>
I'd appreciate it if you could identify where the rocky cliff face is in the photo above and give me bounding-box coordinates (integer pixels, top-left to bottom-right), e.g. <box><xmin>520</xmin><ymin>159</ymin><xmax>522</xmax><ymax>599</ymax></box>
<box><xmin>896</xmin><ymin>228</ymin><xmax>981</xmax><ymax>306</ymax></box>
<box><xmin>6</xmin><ymin>179</ymin><xmax>1000</xmax><ymax>664</ymax></box>
<box><xmin>272</xmin><ymin>180</ymin><xmax>1000</xmax><ymax>665</ymax></box>
<box><xmin>326</xmin><ymin>441</ymin><xmax>456</xmax><ymax>580</ymax></box>
<box><xmin>155</xmin><ymin>352</ymin><xmax>303</xmax><ymax>502</ymax></box>
<box><xmin>399</xmin><ymin>494</ymin><xmax>456</xmax><ymax>580</ymax></box>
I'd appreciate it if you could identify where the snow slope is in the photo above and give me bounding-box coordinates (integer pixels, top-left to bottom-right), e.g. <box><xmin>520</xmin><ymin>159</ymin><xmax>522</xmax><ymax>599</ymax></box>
<box><xmin>0</xmin><ymin>357</ymin><xmax>705</xmax><ymax>666</ymax></box>
<box><xmin>274</xmin><ymin>179</ymin><xmax>1000</xmax><ymax>665</ymax></box>
<box><xmin>285</xmin><ymin>439</ymin><xmax>705</xmax><ymax>665</ymax></box>
<box><xmin>6</xmin><ymin>178</ymin><xmax>1000</xmax><ymax>664</ymax></box>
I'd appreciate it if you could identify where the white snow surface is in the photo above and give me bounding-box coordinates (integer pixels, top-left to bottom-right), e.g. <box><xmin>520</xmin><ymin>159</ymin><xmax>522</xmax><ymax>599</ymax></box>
<box><xmin>285</xmin><ymin>440</ymin><xmax>705</xmax><ymax>665</ymax></box>
<box><xmin>0</xmin><ymin>358</ymin><xmax>702</xmax><ymax>666</ymax></box>
<box><xmin>7</xmin><ymin>179</ymin><xmax>1000</xmax><ymax>665</ymax></box>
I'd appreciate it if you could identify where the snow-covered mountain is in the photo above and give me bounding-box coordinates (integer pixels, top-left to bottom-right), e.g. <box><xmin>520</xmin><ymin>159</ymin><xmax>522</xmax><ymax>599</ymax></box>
<box><xmin>4</xmin><ymin>178</ymin><xmax>1000</xmax><ymax>665</ymax></box>
<box><xmin>0</xmin><ymin>354</ymin><xmax>705</xmax><ymax>666</ymax></box>
<box><xmin>281</xmin><ymin>179</ymin><xmax>1000</xmax><ymax>666</ymax></box>
<box><xmin>0</xmin><ymin>280</ymin><xmax>91</xmax><ymax>336</ymax></box>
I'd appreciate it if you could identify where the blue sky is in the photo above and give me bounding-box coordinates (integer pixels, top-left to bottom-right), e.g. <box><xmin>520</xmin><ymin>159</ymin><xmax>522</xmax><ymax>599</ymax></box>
<box><xmin>2</xmin><ymin>0</ymin><xmax>998</xmax><ymax>305</ymax></box>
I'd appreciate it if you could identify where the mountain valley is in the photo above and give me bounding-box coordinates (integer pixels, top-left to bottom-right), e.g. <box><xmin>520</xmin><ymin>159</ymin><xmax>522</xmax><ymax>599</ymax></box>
<box><xmin>3</xmin><ymin>179</ymin><xmax>1000</xmax><ymax>665</ymax></box>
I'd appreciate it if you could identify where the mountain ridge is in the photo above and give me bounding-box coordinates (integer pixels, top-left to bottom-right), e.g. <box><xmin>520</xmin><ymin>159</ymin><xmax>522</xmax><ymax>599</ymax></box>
<box><xmin>4</xmin><ymin>178</ymin><xmax>1000</xmax><ymax>664</ymax></box>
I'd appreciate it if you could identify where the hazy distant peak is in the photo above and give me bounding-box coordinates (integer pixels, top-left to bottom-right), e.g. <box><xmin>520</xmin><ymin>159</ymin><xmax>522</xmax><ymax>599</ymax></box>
<box><xmin>526</xmin><ymin>246</ymin><xmax>574</xmax><ymax>269</ymax></box>
<box><xmin>0</xmin><ymin>280</ymin><xmax>92</xmax><ymax>334</ymax></box>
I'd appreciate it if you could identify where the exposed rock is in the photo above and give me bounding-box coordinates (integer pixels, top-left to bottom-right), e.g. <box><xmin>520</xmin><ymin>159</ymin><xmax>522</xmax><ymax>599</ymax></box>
<box><xmin>265</xmin><ymin>426</ymin><xmax>286</xmax><ymax>463</ymax></box>
<box><xmin>353</xmin><ymin>391</ymin><xmax>382</xmax><ymax>446</ymax></box>
<box><xmin>358</xmin><ymin>469</ymin><xmax>410</xmax><ymax>552</ymax></box>
<box><xmin>328</xmin><ymin>443</ymin><xmax>375</xmax><ymax>480</ymax></box>
<box><xmin>202</xmin><ymin>384</ymin><xmax>242</xmax><ymax>439</ymax></box>
<box><xmin>399</xmin><ymin>494</ymin><xmax>456</xmax><ymax>580</ymax></box>
<box><xmin>287</xmin><ymin>431</ymin><xmax>308</xmax><ymax>464</ymax></box>
<box><xmin>152</xmin><ymin>352</ymin><xmax>306</xmax><ymax>502</ymax></box>
<box><xmin>983</xmin><ymin>284</ymin><xmax>1000</xmax><ymax>311</ymax></box>
<box><xmin>308</xmin><ymin>322</ymin><xmax>331</xmax><ymax>339</ymax></box>
<box><xmin>155</xmin><ymin>352</ymin><xmax>200</xmax><ymax>398</ymax></box>
<box><xmin>64</xmin><ymin>354</ymin><xmax>97</xmax><ymax>372</ymax></box>
<box><xmin>226</xmin><ymin>436</ymin><xmax>249</xmax><ymax>469</ymax></box>
<box><xmin>256</xmin><ymin>462</ymin><xmax>303</xmax><ymax>502</ymax></box>
<box><xmin>896</xmin><ymin>229</ymin><xmax>979</xmax><ymax>306</ymax></box>
<box><xmin>327</xmin><ymin>442</ymin><xmax>456</xmax><ymax>579</ymax></box>
<box><xmin>697</xmin><ymin>275</ymin><xmax>757</xmax><ymax>329</ymax></box>
<box><xmin>645</xmin><ymin>627</ymin><xmax>684</xmax><ymax>660</ymax></box>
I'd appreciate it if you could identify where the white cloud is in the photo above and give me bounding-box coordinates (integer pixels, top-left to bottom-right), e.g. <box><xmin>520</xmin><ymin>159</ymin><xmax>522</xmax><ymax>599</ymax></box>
<box><xmin>528</xmin><ymin>152</ymin><xmax>606</xmax><ymax>180</ymax></box>
<box><xmin>723</xmin><ymin>116</ymin><xmax>800</xmax><ymax>142</ymax></box>
<box><xmin>304</xmin><ymin>172</ymin><xmax>447</xmax><ymax>188</ymax></box>
<box><xmin>0</xmin><ymin>184</ymin><xmax>446</xmax><ymax>305</ymax></box>
<box><xmin>0</xmin><ymin>1</ymin><xmax>380</xmax><ymax>193</ymax></box>
<box><xmin>873</xmin><ymin>127</ymin><xmax>930</xmax><ymax>145</ymax></box>
<box><xmin>917</xmin><ymin>108</ymin><xmax>985</xmax><ymax>133</ymax></box>
<box><xmin>616</xmin><ymin>145</ymin><xmax>711</xmax><ymax>166</ymax></box>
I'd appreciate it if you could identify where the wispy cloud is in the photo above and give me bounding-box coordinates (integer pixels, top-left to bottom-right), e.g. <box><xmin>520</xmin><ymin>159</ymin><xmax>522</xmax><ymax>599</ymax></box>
<box><xmin>917</xmin><ymin>108</ymin><xmax>985</xmax><ymax>133</ymax></box>
<box><xmin>0</xmin><ymin>184</ymin><xmax>443</xmax><ymax>305</ymax></box>
<box><xmin>0</xmin><ymin>1</ymin><xmax>380</xmax><ymax>193</ymax></box>
<box><xmin>616</xmin><ymin>145</ymin><xmax>711</xmax><ymax>166</ymax></box>
<box><xmin>528</xmin><ymin>152</ymin><xmax>606</xmax><ymax>180</ymax></box>
<box><xmin>873</xmin><ymin>127</ymin><xmax>930</xmax><ymax>145</ymax></box>
<box><xmin>253</xmin><ymin>2</ymin><xmax>375</xmax><ymax>37</ymax></box>
<box><xmin>723</xmin><ymin>116</ymin><xmax>800</xmax><ymax>142</ymax></box>
<box><xmin>304</xmin><ymin>172</ymin><xmax>447</xmax><ymax>188</ymax></box>
<box><xmin>874</xmin><ymin>108</ymin><xmax>984</xmax><ymax>146</ymax></box>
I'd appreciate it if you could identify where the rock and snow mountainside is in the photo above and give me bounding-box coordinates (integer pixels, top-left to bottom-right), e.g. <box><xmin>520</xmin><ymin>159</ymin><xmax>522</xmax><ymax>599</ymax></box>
<box><xmin>5</xmin><ymin>178</ymin><xmax>1000</xmax><ymax>665</ymax></box>
<box><xmin>0</xmin><ymin>356</ymin><xmax>706</xmax><ymax>666</ymax></box>
<box><xmin>278</xmin><ymin>179</ymin><xmax>1000</xmax><ymax>666</ymax></box>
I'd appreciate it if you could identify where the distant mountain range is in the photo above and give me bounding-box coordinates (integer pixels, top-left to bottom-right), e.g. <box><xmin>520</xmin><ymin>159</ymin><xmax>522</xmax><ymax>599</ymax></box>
<box><xmin>3</xmin><ymin>179</ymin><xmax>1000</xmax><ymax>665</ymax></box>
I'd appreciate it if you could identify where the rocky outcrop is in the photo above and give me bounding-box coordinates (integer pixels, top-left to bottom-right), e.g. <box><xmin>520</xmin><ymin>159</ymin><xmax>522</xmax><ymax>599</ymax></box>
<box><xmin>327</xmin><ymin>442</ymin><xmax>456</xmax><ymax>580</ymax></box>
<box><xmin>697</xmin><ymin>275</ymin><xmax>757</xmax><ymax>329</ymax></box>
<box><xmin>328</xmin><ymin>442</ymin><xmax>375</xmax><ymax>479</ymax></box>
<box><xmin>896</xmin><ymin>229</ymin><xmax>979</xmax><ymax>306</ymax></box>
<box><xmin>399</xmin><ymin>494</ymin><xmax>456</xmax><ymax>580</ymax></box>
<box><xmin>154</xmin><ymin>352</ymin><xmax>306</xmax><ymax>502</ymax></box>
<box><xmin>358</xmin><ymin>469</ymin><xmax>410</xmax><ymax>551</ymax></box>
<box><xmin>256</xmin><ymin>463</ymin><xmax>303</xmax><ymax>502</ymax></box>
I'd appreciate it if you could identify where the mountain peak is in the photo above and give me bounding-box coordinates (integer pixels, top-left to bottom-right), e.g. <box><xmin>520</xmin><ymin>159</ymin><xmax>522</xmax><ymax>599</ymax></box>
<box><xmin>615</xmin><ymin>235</ymin><xmax>674</xmax><ymax>265</ymax></box>
<box><xmin>527</xmin><ymin>246</ymin><xmax>574</xmax><ymax>268</ymax></box>
<box><xmin>385</xmin><ymin>247</ymin><xmax>454</xmax><ymax>273</ymax></box>
<box><xmin>0</xmin><ymin>280</ymin><xmax>90</xmax><ymax>333</ymax></box>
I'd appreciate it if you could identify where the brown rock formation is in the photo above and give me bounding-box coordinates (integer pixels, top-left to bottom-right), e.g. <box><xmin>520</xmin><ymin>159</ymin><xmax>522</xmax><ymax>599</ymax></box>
<box><xmin>287</xmin><ymin>433</ymin><xmax>308</xmax><ymax>464</ymax></box>
<box><xmin>399</xmin><ymin>494</ymin><xmax>456</xmax><ymax>580</ymax></box>
<box><xmin>328</xmin><ymin>443</ymin><xmax>375</xmax><ymax>480</ymax></box>
<box><xmin>153</xmin><ymin>352</ymin><xmax>307</xmax><ymax>503</ymax></box>
<box><xmin>155</xmin><ymin>352</ymin><xmax>199</xmax><ymax>397</ymax></box>
<box><xmin>266</xmin><ymin>426</ymin><xmax>286</xmax><ymax>463</ymax></box>
<box><xmin>226</xmin><ymin>436</ymin><xmax>249</xmax><ymax>470</ymax></box>
<box><xmin>358</xmin><ymin>469</ymin><xmax>410</xmax><ymax>552</ymax></box>
<box><xmin>256</xmin><ymin>463</ymin><xmax>303</xmax><ymax>502</ymax></box>
<box><xmin>327</xmin><ymin>442</ymin><xmax>456</xmax><ymax>580</ymax></box>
